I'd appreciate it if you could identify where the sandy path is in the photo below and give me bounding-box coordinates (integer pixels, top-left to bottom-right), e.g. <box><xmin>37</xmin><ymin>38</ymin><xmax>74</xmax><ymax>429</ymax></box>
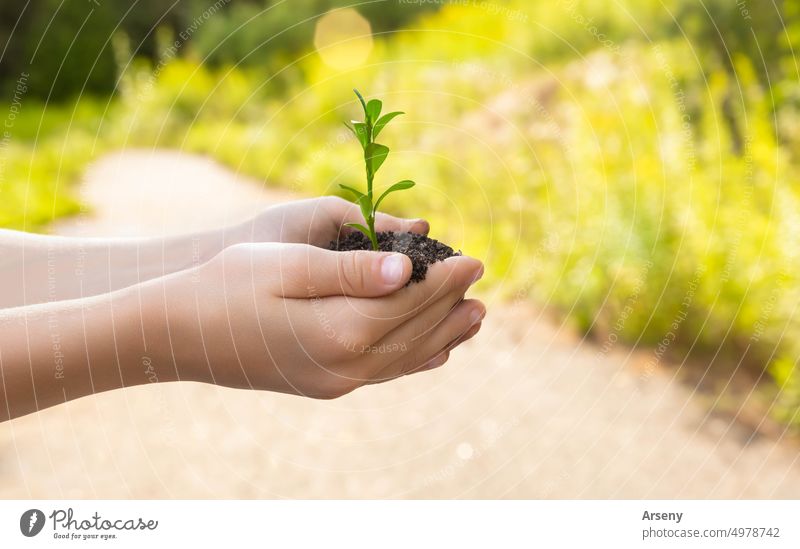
<box><xmin>2</xmin><ymin>149</ymin><xmax>799</xmax><ymax>498</ymax></box>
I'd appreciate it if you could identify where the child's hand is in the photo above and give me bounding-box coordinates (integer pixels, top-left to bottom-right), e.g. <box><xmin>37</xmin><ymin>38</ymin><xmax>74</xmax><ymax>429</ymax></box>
<box><xmin>234</xmin><ymin>196</ymin><xmax>430</xmax><ymax>247</ymax></box>
<box><xmin>145</xmin><ymin>242</ymin><xmax>484</xmax><ymax>399</ymax></box>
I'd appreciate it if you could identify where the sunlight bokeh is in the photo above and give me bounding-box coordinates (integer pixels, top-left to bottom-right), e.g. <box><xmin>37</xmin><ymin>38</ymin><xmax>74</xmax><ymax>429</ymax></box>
<box><xmin>313</xmin><ymin>8</ymin><xmax>373</xmax><ymax>70</ymax></box>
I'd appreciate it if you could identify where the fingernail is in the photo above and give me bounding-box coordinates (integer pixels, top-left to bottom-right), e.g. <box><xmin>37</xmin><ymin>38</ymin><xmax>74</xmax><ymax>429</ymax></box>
<box><xmin>469</xmin><ymin>307</ymin><xmax>484</xmax><ymax>326</ymax></box>
<box><xmin>381</xmin><ymin>254</ymin><xmax>406</xmax><ymax>285</ymax></box>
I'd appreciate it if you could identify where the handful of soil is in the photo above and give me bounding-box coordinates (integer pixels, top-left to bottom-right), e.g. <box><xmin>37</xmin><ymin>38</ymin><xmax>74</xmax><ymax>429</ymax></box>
<box><xmin>329</xmin><ymin>231</ymin><xmax>461</xmax><ymax>283</ymax></box>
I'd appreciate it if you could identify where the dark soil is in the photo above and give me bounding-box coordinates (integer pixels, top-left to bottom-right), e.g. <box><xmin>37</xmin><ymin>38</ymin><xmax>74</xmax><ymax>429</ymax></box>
<box><xmin>329</xmin><ymin>231</ymin><xmax>461</xmax><ymax>283</ymax></box>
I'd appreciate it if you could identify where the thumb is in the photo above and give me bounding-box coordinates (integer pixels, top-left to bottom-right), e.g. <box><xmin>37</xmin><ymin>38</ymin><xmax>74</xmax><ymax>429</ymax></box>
<box><xmin>277</xmin><ymin>245</ymin><xmax>412</xmax><ymax>298</ymax></box>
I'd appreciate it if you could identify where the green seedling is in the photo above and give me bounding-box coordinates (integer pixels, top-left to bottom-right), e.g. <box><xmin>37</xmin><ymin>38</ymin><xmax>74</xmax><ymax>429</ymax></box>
<box><xmin>340</xmin><ymin>89</ymin><xmax>415</xmax><ymax>250</ymax></box>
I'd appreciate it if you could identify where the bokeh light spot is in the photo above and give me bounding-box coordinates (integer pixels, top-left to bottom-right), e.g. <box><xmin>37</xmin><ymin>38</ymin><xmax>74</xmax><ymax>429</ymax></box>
<box><xmin>313</xmin><ymin>8</ymin><xmax>373</xmax><ymax>70</ymax></box>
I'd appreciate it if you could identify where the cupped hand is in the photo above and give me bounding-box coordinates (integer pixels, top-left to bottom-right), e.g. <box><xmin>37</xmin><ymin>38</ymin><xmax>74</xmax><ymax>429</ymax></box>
<box><xmin>234</xmin><ymin>196</ymin><xmax>430</xmax><ymax>247</ymax></box>
<box><xmin>147</xmin><ymin>242</ymin><xmax>484</xmax><ymax>399</ymax></box>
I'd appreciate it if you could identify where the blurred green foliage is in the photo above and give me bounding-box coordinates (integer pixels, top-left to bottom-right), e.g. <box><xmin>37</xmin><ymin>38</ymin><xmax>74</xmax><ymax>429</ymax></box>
<box><xmin>3</xmin><ymin>0</ymin><xmax>800</xmax><ymax>424</ymax></box>
<box><xmin>0</xmin><ymin>0</ymin><xmax>437</xmax><ymax>101</ymax></box>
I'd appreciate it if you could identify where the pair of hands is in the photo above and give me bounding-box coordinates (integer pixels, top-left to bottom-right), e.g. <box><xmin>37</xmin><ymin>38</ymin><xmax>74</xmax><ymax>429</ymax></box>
<box><xmin>143</xmin><ymin>197</ymin><xmax>485</xmax><ymax>399</ymax></box>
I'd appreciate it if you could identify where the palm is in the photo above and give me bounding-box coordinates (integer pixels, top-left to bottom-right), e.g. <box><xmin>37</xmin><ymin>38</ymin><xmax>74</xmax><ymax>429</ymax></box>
<box><xmin>241</xmin><ymin>197</ymin><xmax>428</xmax><ymax>248</ymax></box>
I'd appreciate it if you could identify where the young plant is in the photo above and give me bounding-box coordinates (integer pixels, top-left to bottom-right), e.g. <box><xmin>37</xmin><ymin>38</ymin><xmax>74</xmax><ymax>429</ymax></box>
<box><xmin>340</xmin><ymin>89</ymin><xmax>415</xmax><ymax>250</ymax></box>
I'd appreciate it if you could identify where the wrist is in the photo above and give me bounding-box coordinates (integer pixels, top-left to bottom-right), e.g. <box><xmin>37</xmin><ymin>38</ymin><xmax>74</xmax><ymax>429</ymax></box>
<box><xmin>133</xmin><ymin>272</ymin><xmax>206</xmax><ymax>386</ymax></box>
<box><xmin>111</xmin><ymin>283</ymin><xmax>178</xmax><ymax>388</ymax></box>
<box><xmin>223</xmin><ymin>220</ymin><xmax>253</xmax><ymax>248</ymax></box>
<box><xmin>162</xmin><ymin>224</ymin><xmax>252</xmax><ymax>272</ymax></box>
<box><xmin>228</xmin><ymin>211</ymin><xmax>282</xmax><ymax>245</ymax></box>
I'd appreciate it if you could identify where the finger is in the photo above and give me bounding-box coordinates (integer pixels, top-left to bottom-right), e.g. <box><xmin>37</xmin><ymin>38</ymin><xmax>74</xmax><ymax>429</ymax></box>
<box><xmin>364</xmin><ymin>321</ymin><xmax>482</xmax><ymax>386</ymax></box>
<box><xmin>415</xmin><ymin>321</ymin><xmax>482</xmax><ymax>374</ymax></box>
<box><xmin>370</xmin><ymin>300</ymin><xmax>483</xmax><ymax>382</ymax></box>
<box><xmin>363</xmin><ymin>299</ymin><xmax>485</xmax><ymax>382</ymax></box>
<box><xmin>274</xmin><ymin>244</ymin><xmax>412</xmax><ymax>298</ymax></box>
<box><xmin>351</xmin><ymin>289</ymin><xmax>467</xmax><ymax>370</ymax></box>
<box><xmin>326</xmin><ymin>255</ymin><xmax>482</xmax><ymax>339</ymax></box>
<box><xmin>324</xmin><ymin>196</ymin><xmax>429</xmax><ymax>236</ymax></box>
<box><xmin>449</xmin><ymin>320</ymin><xmax>482</xmax><ymax>349</ymax></box>
<box><xmin>373</xmin><ymin>211</ymin><xmax>429</xmax><ymax>235</ymax></box>
<box><xmin>418</xmin><ymin>350</ymin><xmax>451</xmax><ymax>373</ymax></box>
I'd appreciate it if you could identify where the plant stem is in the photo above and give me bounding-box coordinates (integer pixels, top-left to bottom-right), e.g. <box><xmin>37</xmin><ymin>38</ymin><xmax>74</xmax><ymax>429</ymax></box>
<box><xmin>367</xmin><ymin>213</ymin><xmax>378</xmax><ymax>250</ymax></box>
<box><xmin>365</xmin><ymin>119</ymin><xmax>379</xmax><ymax>250</ymax></box>
<box><xmin>365</xmin><ymin>172</ymin><xmax>378</xmax><ymax>250</ymax></box>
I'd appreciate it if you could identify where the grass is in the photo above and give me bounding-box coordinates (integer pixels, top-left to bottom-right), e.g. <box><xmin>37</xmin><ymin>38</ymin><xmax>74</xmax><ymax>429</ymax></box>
<box><xmin>0</xmin><ymin>97</ymin><xmax>108</xmax><ymax>229</ymax></box>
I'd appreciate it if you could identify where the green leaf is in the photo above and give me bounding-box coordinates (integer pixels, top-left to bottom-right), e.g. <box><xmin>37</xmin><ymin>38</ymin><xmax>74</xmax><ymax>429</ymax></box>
<box><xmin>353</xmin><ymin>89</ymin><xmax>367</xmax><ymax>116</ymax></box>
<box><xmin>374</xmin><ymin>180</ymin><xmax>415</xmax><ymax>211</ymax></box>
<box><xmin>340</xmin><ymin>185</ymin><xmax>373</xmax><ymax>222</ymax></box>
<box><xmin>344</xmin><ymin>222</ymin><xmax>371</xmax><ymax>238</ymax></box>
<box><xmin>356</xmin><ymin>194</ymin><xmax>374</xmax><ymax>223</ymax></box>
<box><xmin>366</xmin><ymin>99</ymin><xmax>382</xmax><ymax>125</ymax></box>
<box><xmin>365</xmin><ymin>143</ymin><xmax>390</xmax><ymax>176</ymax></box>
<box><xmin>353</xmin><ymin>122</ymin><xmax>369</xmax><ymax>149</ymax></box>
<box><xmin>373</xmin><ymin>111</ymin><xmax>404</xmax><ymax>138</ymax></box>
<box><xmin>338</xmin><ymin>183</ymin><xmax>365</xmax><ymax>201</ymax></box>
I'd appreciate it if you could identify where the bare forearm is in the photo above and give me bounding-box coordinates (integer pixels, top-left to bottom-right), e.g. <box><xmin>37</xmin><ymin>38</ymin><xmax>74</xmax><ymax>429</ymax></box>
<box><xmin>0</xmin><ymin>227</ymin><xmax>244</xmax><ymax>308</ymax></box>
<box><xmin>0</xmin><ymin>286</ymin><xmax>173</xmax><ymax>421</ymax></box>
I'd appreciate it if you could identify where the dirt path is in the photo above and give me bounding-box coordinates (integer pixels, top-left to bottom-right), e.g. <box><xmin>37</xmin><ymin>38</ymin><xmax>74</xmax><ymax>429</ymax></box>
<box><xmin>2</xmin><ymin>149</ymin><xmax>799</xmax><ymax>498</ymax></box>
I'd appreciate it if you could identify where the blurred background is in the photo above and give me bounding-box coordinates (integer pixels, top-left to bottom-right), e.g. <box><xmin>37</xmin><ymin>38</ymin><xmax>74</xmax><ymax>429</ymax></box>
<box><xmin>2</xmin><ymin>0</ymin><xmax>800</xmax><ymax>498</ymax></box>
